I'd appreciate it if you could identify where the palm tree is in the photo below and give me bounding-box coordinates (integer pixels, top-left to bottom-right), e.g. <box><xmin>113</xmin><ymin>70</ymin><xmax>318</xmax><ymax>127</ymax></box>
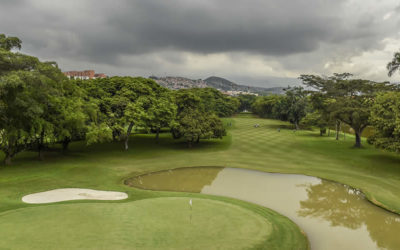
<box><xmin>387</xmin><ymin>51</ymin><xmax>400</xmax><ymax>77</ymax></box>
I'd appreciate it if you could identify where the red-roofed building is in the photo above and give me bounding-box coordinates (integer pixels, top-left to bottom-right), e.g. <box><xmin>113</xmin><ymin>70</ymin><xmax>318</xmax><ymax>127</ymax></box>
<box><xmin>63</xmin><ymin>70</ymin><xmax>107</xmax><ymax>80</ymax></box>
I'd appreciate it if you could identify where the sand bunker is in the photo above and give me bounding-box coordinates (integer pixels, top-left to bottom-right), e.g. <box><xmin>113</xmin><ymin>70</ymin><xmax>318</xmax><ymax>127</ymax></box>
<box><xmin>22</xmin><ymin>188</ymin><xmax>128</xmax><ymax>204</ymax></box>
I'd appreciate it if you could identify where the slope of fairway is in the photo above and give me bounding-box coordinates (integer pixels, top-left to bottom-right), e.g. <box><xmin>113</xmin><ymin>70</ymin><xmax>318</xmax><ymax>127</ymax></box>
<box><xmin>0</xmin><ymin>197</ymin><xmax>307</xmax><ymax>250</ymax></box>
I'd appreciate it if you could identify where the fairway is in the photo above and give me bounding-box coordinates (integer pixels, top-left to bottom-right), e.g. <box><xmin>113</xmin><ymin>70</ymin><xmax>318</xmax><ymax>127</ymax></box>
<box><xmin>0</xmin><ymin>197</ymin><xmax>292</xmax><ymax>250</ymax></box>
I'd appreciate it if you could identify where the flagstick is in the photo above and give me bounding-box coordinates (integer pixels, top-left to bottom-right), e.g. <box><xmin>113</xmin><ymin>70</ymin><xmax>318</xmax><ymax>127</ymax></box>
<box><xmin>189</xmin><ymin>199</ymin><xmax>192</xmax><ymax>223</ymax></box>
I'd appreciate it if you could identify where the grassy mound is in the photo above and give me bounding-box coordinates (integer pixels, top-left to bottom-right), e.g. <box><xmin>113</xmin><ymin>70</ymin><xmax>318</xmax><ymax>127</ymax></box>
<box><xmin>0</xmin><ymin>197</ymin><xmax>308</xmax><ymax>249</ymax></box>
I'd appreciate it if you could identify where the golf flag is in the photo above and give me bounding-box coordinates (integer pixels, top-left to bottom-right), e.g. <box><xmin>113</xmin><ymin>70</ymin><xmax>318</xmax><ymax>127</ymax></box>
<box><xmin>189</xmin><ymin>199</ymin><xmax>192</xmax><ymax>207</ymax></box>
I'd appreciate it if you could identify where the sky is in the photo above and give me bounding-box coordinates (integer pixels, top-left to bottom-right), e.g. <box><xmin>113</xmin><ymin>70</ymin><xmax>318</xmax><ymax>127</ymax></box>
<box><xmin>1</xmin><ymin>0</ymin><xmax>400</xmax><ymax>87</ymax></box>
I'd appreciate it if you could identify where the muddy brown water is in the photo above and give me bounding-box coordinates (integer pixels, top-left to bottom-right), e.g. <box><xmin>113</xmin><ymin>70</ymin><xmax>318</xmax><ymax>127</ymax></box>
<box><xmin>128</xmin><ymin>167</ymin><xmax>400</xmax><ymax>250</ymax></box>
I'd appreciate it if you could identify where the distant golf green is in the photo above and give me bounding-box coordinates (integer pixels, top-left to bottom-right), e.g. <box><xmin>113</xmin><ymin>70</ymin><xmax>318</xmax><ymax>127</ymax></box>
<box><xmin>1</xmin><ymin>114</ymin><xmax>400</xmax><ymax>249</ymax></box>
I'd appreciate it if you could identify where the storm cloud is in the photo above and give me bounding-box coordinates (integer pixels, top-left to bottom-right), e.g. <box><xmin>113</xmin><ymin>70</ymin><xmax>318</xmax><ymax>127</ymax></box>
<box><xmin>0</xmin><ymin>0</ymin><xmax>399</xmax><ymax>86</ymax></box>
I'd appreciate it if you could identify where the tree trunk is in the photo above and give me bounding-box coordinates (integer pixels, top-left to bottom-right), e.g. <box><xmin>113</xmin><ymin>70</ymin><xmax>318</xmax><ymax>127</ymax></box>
<box><xmin>38</xmin><ymin>131</ymin><xmax>45</xmax><ymax>160</ymax></box>
<box><xmin>4</xmin><ymin>154</ymin><xmax>12</xmax><ymax>165</ymax></box>
<box><xmin>320</xmin><ymin>129</ymin><xmax>323</xmax><ymax>136</ymax></box>
<box><xmin>328</xmin><ymin>128</ymin><xmax>330</xmax><ymax>136</ymax></box>
<box><xmin>171</xmin><ymin>130</ymin><xmax>180</xmax><ymax>139</ymax></box>
<box><xmin>335</xmin><ymin>120</ymin><xmax>341</xmax><ymax>140</ymax></box>
<box><xmin>112</xmin><ymin>130</ymin><xmax>118</xmax><ymax>141</ymax></box>
<box><xmin>38</xmin><ymin>147</ymin><xmax>44</xmax><ymax>160</ymax></box>
<box><xmin>62</xmin><ymin>138</ymin><xmax>70</xmax><ymax>151</ymax></box>
<box><xmin>187</xmin><ymin>140</ymin><xmax>192</xmax><ymax>148</ymax></box>
<box><xmin>155</xmin><ymin>128</ymin><xmax>160</xmax><ymax>143</ymax></box>
<box><xmin>196</xmin><ymin>136</ymin><xmax>200</xmax><ymax>144</ymax></box>
<box><xmin>355</xmin><ymin>132</ymin><xmax>361</xmax><ymax>148</ymax></box>
<box><xmin>124</xmin><ymin>122</ymin><xmax>134</xmax><ymax>151</ymax></box>
<box><xmin>354</xmin><ymin>127</ymin><xmax>365</xmax><ymax>148</ymax></box>
<box><xmin>295</xmin><ymin>121</ymin><xmax>299</xmax><ymax>130</ymax></box>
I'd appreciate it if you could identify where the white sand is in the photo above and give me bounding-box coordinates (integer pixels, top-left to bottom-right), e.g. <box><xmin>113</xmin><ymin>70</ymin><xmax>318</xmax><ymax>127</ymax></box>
<box><xmin>22</xmin><ymin>188</ymin><xmax>128</xmax><ymax>204</ymax></box>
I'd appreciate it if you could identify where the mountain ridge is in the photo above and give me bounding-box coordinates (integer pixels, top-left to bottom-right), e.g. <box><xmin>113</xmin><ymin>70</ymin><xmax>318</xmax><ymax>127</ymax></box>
<box><xmin>150</xmin><ymin>75</ymin><xmax>285</xmax><ymax>95</ymax></box>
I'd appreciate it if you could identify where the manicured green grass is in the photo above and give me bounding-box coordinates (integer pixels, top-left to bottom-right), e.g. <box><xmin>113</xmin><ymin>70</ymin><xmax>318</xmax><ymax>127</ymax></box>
<box><xmin>1</xmin><ymin>114</ymin><xmax>400</xmax><ymax>249</ymax></box>
<box><xmin>0</xmin><ymin>197</ymin><xmax>284</xmax><ymax>250</ymax></box>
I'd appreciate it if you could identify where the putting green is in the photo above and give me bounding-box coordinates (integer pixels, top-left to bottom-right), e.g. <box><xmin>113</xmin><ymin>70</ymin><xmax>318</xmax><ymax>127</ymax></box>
<box><xmin>0</xmin><ymin>197</ymin><xmax>287</xmax><ymax>250</ymax></box>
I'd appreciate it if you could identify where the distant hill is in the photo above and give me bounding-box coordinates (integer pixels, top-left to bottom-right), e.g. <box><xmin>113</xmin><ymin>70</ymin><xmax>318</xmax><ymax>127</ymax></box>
<box><xmin>204</xmin><ymin>76</ymin><xmax>285</xmax><ymax>95</ymax></box>
<box><xmin>150</xmin><ymin>76</ymin><xmax>285</xmax><ymax>95</ymax></box>
<box><xmin>149</xmin><ymin>76</ymin><xmax>208</xmax><ymax>90</ymax></box>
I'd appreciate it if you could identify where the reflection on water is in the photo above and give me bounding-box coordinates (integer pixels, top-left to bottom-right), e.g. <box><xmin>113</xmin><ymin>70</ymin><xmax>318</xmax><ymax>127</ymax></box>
<box><xmin>299</xmin><ymin>181</ymin><xmax>400</xmax><ymax>250</ymax></box>
<box><xmin>129</xmin><ymin>167</ymin><xmax>400</xmax><ymax>250</ymax></box>
<box><xmin>128</xmin><ymin>167</ymin><xmax>223</xmax><ymax>193</ymax></box>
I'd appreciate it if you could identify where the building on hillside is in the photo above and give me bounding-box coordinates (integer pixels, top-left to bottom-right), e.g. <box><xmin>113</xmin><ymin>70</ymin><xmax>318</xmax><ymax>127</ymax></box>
<box><xmin>221</xmin><ymin>90</ymin><xmax>259</xmax><ymax>96</ymax></box>
<box><xmin>63</xmin><ymin>70</ymin><xmax>107</xmax><ymax>80</ymax></box>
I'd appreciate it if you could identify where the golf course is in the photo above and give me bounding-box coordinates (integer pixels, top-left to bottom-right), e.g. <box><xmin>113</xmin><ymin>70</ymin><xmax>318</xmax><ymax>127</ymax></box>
<box><xmin>1</xmin><ymin>114</ymin><xmax>400</xmax><ymax>249</ymax></box>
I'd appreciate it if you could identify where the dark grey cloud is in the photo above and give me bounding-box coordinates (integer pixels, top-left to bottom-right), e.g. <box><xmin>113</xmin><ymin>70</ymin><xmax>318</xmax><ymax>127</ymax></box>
<box><xmin>0</xmin><ymin>0</ymin><xmax>399</xmax><ymax>86</ymax></box>
<box><xmin>0</xmin><ymin>0</ymin><xmax>360</xmax><ymax>61</ymax></box>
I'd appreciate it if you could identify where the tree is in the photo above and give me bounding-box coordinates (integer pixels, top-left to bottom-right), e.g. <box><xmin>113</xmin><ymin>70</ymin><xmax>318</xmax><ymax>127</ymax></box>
<box><xmin>300</xmin><ymin>73</ymin><xmax>393</xmax><ymax>147</ymax></box>
<box><xmin>285</xmin><ymin>87</ymin><xmax>308</xmax><ymax>130</ymax></box>
<box><xmin>237</xmin><ymin>94</ymin><xmax>257</xmax><ymax>112</ymax></box>
<box><xmin>251</xmin><ymin>95</ymin><xmax>289</xmax><ymax>120</ymax></box>
<box><xmin>0</xmin><ymin>34</ymin><xmax>76</xmax><ymax>164</ymax></box>
<box><xmin>387</xmin><ymin>51</ymin><xmax>400</xmax><ymax>77</ymax></box>
<box><xmin>302</xmin><ymin>93</ymin><xmax>336</xmax><ymax>136</ymax></box>
<box><xmin>82</xmin><ymin>76</ymin><xmax>169</xmax><ymax>150</ymax></box>
<box><xmin>0</xmin><ymin>34</ymin><xmax>21</xmax><ymax>51</ymax></box>
<box><xmin>329</xmin><ymin>93</ymin><xmax>371</xmax><ymax>147</ymax></box>
<box><xmin>172</xmin><ymin>90</ymin><xmax>226</xmax><ymax>147</ymax></box>
<box><xmin>368</xmin><ymin>92</ymin><xmax>400</xmax><ymax>152</ymax></box>
<box><xmin>300</xmin><ymin>111</ymin><xmax>328</xmax><ymax>136</ymax></box>
<box><xmin>144</xmin><ymin>93</ymin><xmax>177</xmax><ymax>142</ymax></box>
<box><xmin>185</xmin><ymin>88</ymin><xmax>239</xmax><ymax>117</ymax></box>
<box><xmin>52</xmin><ymin>80</ymin><xmax>88</xmax><ymax>151</ymax></box>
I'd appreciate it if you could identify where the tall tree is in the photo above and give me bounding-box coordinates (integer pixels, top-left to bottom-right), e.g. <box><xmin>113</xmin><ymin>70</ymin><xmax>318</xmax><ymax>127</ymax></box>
<box><xmin>82</xmin><ymin>76</ymin><xmax>168</xmax><ymax>150</ymax></box>
<box><xmin>136</xmin><ymin>92</ymin><xmax>177</xmax><ymax>142</ymax></box>
<box><xmin>368</xmin><ymin>91</ymin><xmax>400</xmax><ymax>152</ymax></box>
<box><xmin>285</xmin><ymin>87</ymin><xmax>308</xmax><ymax>130</ymax></box>
<box><xmin>172</xmin><ymin>90</ymin><xmax>225</xmax><ymax>147</ymax></box>
<box><xmin>300</xmin><ymin>73</ymin><xmax>393</xmax><ymax>147</ymax></box>
<box><xmin>251</xmin><ymin>95</ymin><xmax>289</xmax><ymax>121</ymax></box>
<box><xmin>237</xmin><ymin>94</ymin><xmax>257</xmax><ymax>112</ymax></box>
<box><xmin>387</xmin><ymin>51</ymin><xmax>400</xmax><ymax>77</ymax></box>
<box><xmin>0</xmin><ymin>34</ymin><xmax>74</xmax><ymax>164</ymax></box>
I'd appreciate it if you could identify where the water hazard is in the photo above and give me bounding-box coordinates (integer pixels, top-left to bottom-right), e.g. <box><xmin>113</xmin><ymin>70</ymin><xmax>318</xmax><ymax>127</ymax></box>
<box><xmin>128</xmin><ymin>167</ymin><xmax>400</xmax><ymax>250</ymax></box>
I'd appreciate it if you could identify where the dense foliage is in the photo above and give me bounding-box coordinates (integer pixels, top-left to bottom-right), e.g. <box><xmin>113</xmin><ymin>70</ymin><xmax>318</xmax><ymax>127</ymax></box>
<box><xmin>367</xmin><ymin>50</ymin><xmax>400</xmax><ymax>152</ymax></box>
<box><xmin>368</xmin><ymin>92</ymin><xmax>400</xmax><ymax>152</ymax></box>
<box><xmin>237</xmin><ymin>94</ymin><xmax>257</xmax><ymax>112</ymax></box>
<box><xmin>0</xmin><ymin>34</ymin><xmax>86</xmax><ymax>164</ymax></box>
<box><xmin>171</xmin><ymin>89</ymin><xmax>226</xmax><ymax>147</ymax></box>
<box><xmin>0</xmin><ymin>34</ymin><xmax>240</xmax><ymax>164</ymax></box>
<box><xmin>251</xmin><ymin>87</ymin><xmax>307</xmax><ymax>129</ymax></box>
<box><xmin>251</xmin><ymin>73</ymin><xmax>396</xmax><ymax>148</ymax></box>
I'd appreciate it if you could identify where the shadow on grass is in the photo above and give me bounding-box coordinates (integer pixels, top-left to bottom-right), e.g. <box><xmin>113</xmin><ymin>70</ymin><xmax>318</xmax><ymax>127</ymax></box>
<box><xmin>364</xmin><ymin>154</ymin><xmax>400</xmax><ymax>168</ymax></box>
<box><xmin>264</xmin><ymin>124</ymin><xmax>295</xmax><ymax>130</ymax></box>
<box><xmin>0</xmin><ymin>132</ymin><xmax>231</xmax><ymax>168</ymax></box>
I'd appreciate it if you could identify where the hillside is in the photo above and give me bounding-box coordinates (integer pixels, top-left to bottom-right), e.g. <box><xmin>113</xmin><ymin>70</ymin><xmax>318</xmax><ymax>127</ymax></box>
<box><xmin>204</xmin><ymin>76</ymin><xmax>285</xmax><ymax>95</ymax></box>
<box><xmin>150</xmin><ymin>76</ymin><xmax>285</xmax><ymax>95</ymax></box>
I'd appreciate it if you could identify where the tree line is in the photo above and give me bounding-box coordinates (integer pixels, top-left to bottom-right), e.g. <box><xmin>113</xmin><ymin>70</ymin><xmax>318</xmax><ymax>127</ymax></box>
<box><xmin>251</xmin><ymin>64</ymin><xmax>400</xmax><ymax>150</ymax></box>
<box><xmin>0</xmin><ymin>34</ymin><xmax>239</xmax><ymax>165</ymax></box>
<box><xmin>2</xmin><ymin>33</ymin><xmax>400</xmax><ymax>163</ymax></box>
